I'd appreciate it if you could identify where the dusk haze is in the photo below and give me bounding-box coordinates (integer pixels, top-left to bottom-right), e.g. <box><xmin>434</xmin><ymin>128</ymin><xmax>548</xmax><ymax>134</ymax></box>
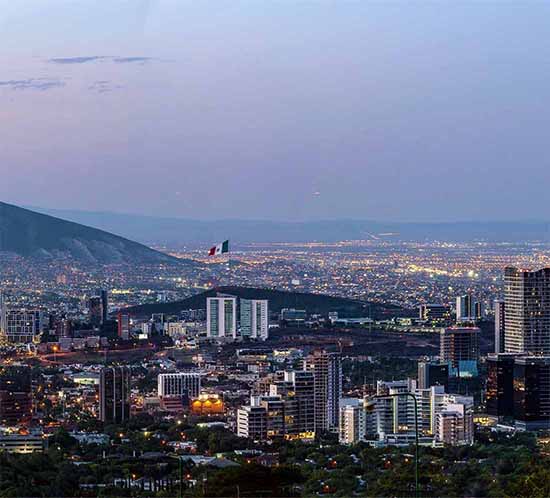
<box><xmin>1</xmin><ymin>2</ymin><xmax>550</xmax><ymax>498</ymax></box>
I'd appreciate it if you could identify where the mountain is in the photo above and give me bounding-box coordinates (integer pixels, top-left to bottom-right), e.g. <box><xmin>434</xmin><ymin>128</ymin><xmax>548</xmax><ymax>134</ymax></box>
<box><xmin>124</xmin><ymin>285</ymin><xmax>407</xmax><ymax>318</ymax></box>
<box><xmin>30</xmin><ymin>207</ymin><xmax>550</xmax><ymax>244</ymax></box>
<box><xmin>0</xmin><ymin>201</ymin><xmax>179</xmax><ymax>264</ymax></box>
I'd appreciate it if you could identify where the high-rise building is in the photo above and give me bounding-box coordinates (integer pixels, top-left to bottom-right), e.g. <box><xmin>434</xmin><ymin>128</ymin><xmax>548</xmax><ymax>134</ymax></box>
<box><xmin>237</xmin><ymin>404</ymin><xmax>268</xmax><ymax>440</ymax></box>
<box><xmin>486</xmin><ymin>353</ymin><xmax>516</xmax><ymax>419</ymax></box>
<box><xmin>440</xmin><ymin>327</ymin><xmax>480</xmax><ymax>377</ymax></box>
<box><xmin>206</xmin><ymin>297</ymin><xmax>237</xmax><ymax>339</ymax></box>
<box><xmin>504</xmin><ymin>267</ymin><xmax>550</xmax><ymax>354</ymax></box>
<box><xmin>99</xmin><ymin>366</ymin><xmax>131</xmax><ymax>423</ymax></box>
<box><xmin>494</xmin><ymin>300</ymin><xmax>506</xmax><ymax>354</ymax></box>
<box><xmin>99</xmin><ymin>289</ymin><xmax>108</xmax><ymax>324</ymax></box>
<box><xmin>364</xmin><ymin>383</ymin><xmax>474</xmax><ymax>446</ymax></box>
<box><xmin>117</xmin><ymin>313</ymin><xmax>130</xmax><ymax>340</ymax></box>
<box><xmin>88</xmin><ymin>290</ymin><xmax>108</xmax><ymax>326</ymax></box>
<box><xmin>240</xmin><ymin>299</ymin><xmax>269</xmax><ymax>340</ymax></box>
<box><xmin>436</xmin><ymin>402</ymin><xmax>474</xmax><ymax>446</ymax></box>
<box><xmin>237</xmin><ymin>369</ymin><xmax>316</xmax><ymax>442</ymax></box>
<box><xmin>418</xmin><ymin>361</ymin><xmax>449</xmax><ymax>390</ymax></box>
<box><xmin>456</xmin><ymin>294</ymin><xmax>482</xmax><ymax>322</ymax></box>
<box><xmin>513</xmin><ymin>356</ymin><xmax>550</xmax><ymax>431</ymax></box>
<box><xmin>0</xmin><ymin>366</ymin><xmax>32</xmax><ymax>426</ymax></box>
<box><xmin>158</xmin><ymin>372</ymin><xmax>201</xmax><ymax>399</ymax></box>
<box><xmin>270</xmin><ymin>370</ymin><xmax>315</xmax><ymax>437</ymax></box>
<box><xmin>306</xmin><ymin>350</ymin><xmax>342</xmax><ymax>433</ymax></box>
<box><xmin>56</xmin><ymin>317</ymin><xmax>72</xmax><ymax>338</ymax></box>
<box><xmin>88</xmin><ymin>297</ymin><xmax>102</xmax><ymax>326</ymax></box>
<box><xmin>339</xmin><ymin>398</ymin><xmax>366</xmax><ymax>444</ymax></box>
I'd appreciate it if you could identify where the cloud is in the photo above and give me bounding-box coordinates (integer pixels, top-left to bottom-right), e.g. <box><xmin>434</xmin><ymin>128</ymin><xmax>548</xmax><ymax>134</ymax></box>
<box><xmin>48</xmin><ymin>56</ymin><xmax>157</xmax><ymax>65</ymax></box>
<box><xmin>0</xmin><ymin>78</ymin><xmax>65</xmax><ymax>91</ymax></box>
<box><xmin>48</xmin><ymin>56</ymin><xmax>108</xmax><ymax>64</ymax></box>
<box><xmin>112</xmin><ymin>56</ymin><xmax>152</xmax><ymax>64</ymax></box>
<box><xmin>88</xmin><ymin>80</ymin><xmax>124</xmax><ymax>94</ymax></box>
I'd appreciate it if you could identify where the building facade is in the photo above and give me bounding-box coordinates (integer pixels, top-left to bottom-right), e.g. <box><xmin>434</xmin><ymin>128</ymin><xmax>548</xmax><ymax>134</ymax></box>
<box><xmin>418</xmin><ymin>361</ymin><xmax>449</xmax><ymax>390</ymax></box>
<box><xmin>158</xmin><ymin>372</ymin><xmax>201</xmax><ymax>399</ymax></box>
<box><xmin>0</xmin><ymin>305</ymin><xmax>43</xmax><ymax>344</ymax></box>
<box><xmin>494</xmin><ymin>299</ymin><xmax>506</xmax><ymax>354</ymax></box>
<box><xmin>306</xmin><ymin>351</ymin><xmax>342</xmax><ymax>433</ymax></box>
<box><xmin>99</xmin><ymin>366</ymin><xmax>131</xmax><ymax>424</ymax></box>
<box><xmin>240</xmin><ymin>299</ymin><xmax>269</xmax><ymax>340</ymax></box>
<box><xmin>440</xmin><ymin>327</ymin><xmax>480</xmax><ymax>378</ymax></box>
<box><xmin>206</xmin><ymin>297</ymin><xmax>237</xmax><ymax>339</ymax></box>
<box><xmin>504</xmin><ymin>267</ymin><xmax>550</xmax><ymax>354</ymax></box>
<box><xmin>0</xmin><ymin>366</ymin><xmax>33</xmax><ymax>426</ymax></box>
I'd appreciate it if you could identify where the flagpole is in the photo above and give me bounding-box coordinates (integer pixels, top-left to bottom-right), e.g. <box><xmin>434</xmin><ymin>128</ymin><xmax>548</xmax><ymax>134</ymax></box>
<box><xmin>226</xmin><ymin>240</ymin><xmax>231</xmax><ymax>286</ymax></box>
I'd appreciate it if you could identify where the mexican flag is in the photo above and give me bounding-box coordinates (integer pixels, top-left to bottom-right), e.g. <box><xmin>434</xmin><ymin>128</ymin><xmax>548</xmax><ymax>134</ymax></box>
<box><xmin>208</xmin><ymin>240</ymin><xmax>229</xmax><ymax>256</ymax></box>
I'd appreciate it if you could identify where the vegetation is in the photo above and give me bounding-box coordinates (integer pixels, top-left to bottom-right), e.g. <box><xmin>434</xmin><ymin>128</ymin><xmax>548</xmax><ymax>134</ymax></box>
<box><xmin>0</xmin><ymin>424</ymin><xmax>548</xmax><ymax>497</ymax></box>
<box><xmin>125</xmin><ymin>286</ymin><xmax>404</xmax><ymax>319</ymax></box>
<box><xmin>343</xmin><ymin>357</ymin><xmax>418</xmax><ymax>386</ymax></box>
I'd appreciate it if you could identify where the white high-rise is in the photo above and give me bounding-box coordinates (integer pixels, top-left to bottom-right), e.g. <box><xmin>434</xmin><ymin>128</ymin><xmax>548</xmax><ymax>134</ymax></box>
<box><xmin>207</xmin><ymin>297</ymin><xmax>237</xmax><ymax>339</ymax></box>
<box><xmin>240</xmin><ymin>299</ymin><xmax>269</xmax><ymax>340</ymax></box>
<box><xmin>339</xmin><ymin>399</ymin><xmax>366</xmax><ymax>444</ymax></box>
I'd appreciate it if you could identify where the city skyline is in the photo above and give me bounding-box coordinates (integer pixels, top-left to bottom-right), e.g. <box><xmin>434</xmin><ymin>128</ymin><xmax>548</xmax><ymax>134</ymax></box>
<box><xmin>2</xmin><ymin>1</ymin><xmax>550</xmax><ymax>221</ymax></box>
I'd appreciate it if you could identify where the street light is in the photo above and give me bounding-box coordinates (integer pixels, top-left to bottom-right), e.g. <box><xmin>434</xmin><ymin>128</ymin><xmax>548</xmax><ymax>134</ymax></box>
<box><xmin>369</xmin><ymin>392</ymin><xmax>419</xmax><ymax>498</ymax></box>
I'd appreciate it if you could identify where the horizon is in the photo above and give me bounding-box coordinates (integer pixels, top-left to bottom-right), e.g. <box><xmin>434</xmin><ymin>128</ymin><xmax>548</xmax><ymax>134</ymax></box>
<box><xmin>24</xmin><ymin>203</ymin><xmax>550</xmax><ymax>226</ymax></box>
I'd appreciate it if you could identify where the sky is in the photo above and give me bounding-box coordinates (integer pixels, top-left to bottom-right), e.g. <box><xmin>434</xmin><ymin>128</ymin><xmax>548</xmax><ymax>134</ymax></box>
<box><xmin>1</xmin><ymin>0</ymin><xmax>550</xmax><ymax>222</ymax></box>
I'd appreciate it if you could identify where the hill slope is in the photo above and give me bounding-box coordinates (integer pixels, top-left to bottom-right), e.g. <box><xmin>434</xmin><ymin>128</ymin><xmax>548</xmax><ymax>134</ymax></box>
<box><xmin>0</xmin><ymin>201</ymin><xmax>179</xmax><ymax>264</ymax></box>
<box><xmin>124</xmin><ymin>286</ymin><xmax>406</xmax><ymax>318</ymax></box>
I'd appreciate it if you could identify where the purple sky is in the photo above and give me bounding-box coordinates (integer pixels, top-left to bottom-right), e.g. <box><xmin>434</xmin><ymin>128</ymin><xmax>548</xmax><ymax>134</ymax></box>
<box><xmin>2</xmin><ymin>1</ymin><xmax>550</xmax><ymax>222</ymax></box>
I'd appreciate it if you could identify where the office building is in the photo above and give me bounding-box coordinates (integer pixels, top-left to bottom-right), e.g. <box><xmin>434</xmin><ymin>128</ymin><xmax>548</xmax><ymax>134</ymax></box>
<box><xmin>0</xmin><ymin>366</ymin><xmax>32</xmax><ymax>426</ymax></box>
<box><xmin>364</xmin><ymin>383</ymin><xmax>474</xmax><ymax>446</ymax></box>
<box><xmin>56</xmin><ymin>317</ymin><xmax>72</xmax><ymax>338</ymax></box>
<box><xmin>240</xmin><ymin>299</ymin><xmax>269</xmax><ymax>340</ymax></box>
<box><xmin>440</xmin><ymin>327</ymin><xmax>480</xmax><ymax>377</ymax></box>
<box><xmin>486</xmin><ymin>353</ymin><xmax>516</xmax><ymax>419</ymax></box>
<box><xmin>494</xmin><ymin>300</ymin><xmax>506</xmax><ymax>354</ymax></box>
<box><xmin>418</xmin><ymin>361</ymin><xmax>449</xmax><ymax>390</ymax></box>
<box><xmin>99</xmin><ymin>366</ymin><xmax>131</xmax><ymax>423</ymax></box>
<box><xmin>419</xmin><ymin>304</ymin><xmax>450</xmax><ymax>322</ymax></box>
<box><xmin>1</xmin><ymin>307</ymin><xmax>43</xmax><ymax>344</ymax></box>
<box><xmin>237</xmin><ymin>403</ymin><xmax>268</xmax><ymax>441</ymax></box>
<box><xmin>206</xmin><ymin>297</ymin><xmax>237</xmax><ymax>339</ymax></box>
<box><xmin>269</xmin><ymin>370</ymin><xmax>315</xmax><ymax>437</ymax></box>
<box><xmin>117</xmin><ymin>313</ymin><xmax>130</xmax><ymax>340</ymax></box>
<box><xmin>237</xmin><ymin>370</ymin><xmax>315</xmax><ymax>441</ymax></box>
<box><xmin>456</xmin><ymin>294</ymin><xmax>476</xmax><ymax>322</ymax></box>
<box><xmin>306</xmin><ymin>350</ymin><xmax>342</xmax><ymax>433</ymax></box>
<box><xmin>0</xmin><ymin>433</ymin><xmax>45</xmax><ymax>454</ymax></box>
<box><xmin>504</xmin><ymin>267</ymin><xmax>550</xmax><ymax>354</ymax></box>
<box><xmin>158</xmin><ymin>372</ymin><xmax>201</xmax><ymax>399</ymax></box>
<box><xmin>279</xmin><ymin>308</ymin><xmax>307</xmax><ymax>324</ymax></box>
<box><xmin>88</xmin><ymin>297</ymin><xmax>102</xmax><ymax>326</ymax></box>
<box><xmin>99</xmin><ymin>289</ymin><xmax>108</xmax><ymax>324</ymax></box>
<box><xmin>513</xmin><ymin>356</ymin><xmax>550</xmax><ymax>431</ymax></box>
